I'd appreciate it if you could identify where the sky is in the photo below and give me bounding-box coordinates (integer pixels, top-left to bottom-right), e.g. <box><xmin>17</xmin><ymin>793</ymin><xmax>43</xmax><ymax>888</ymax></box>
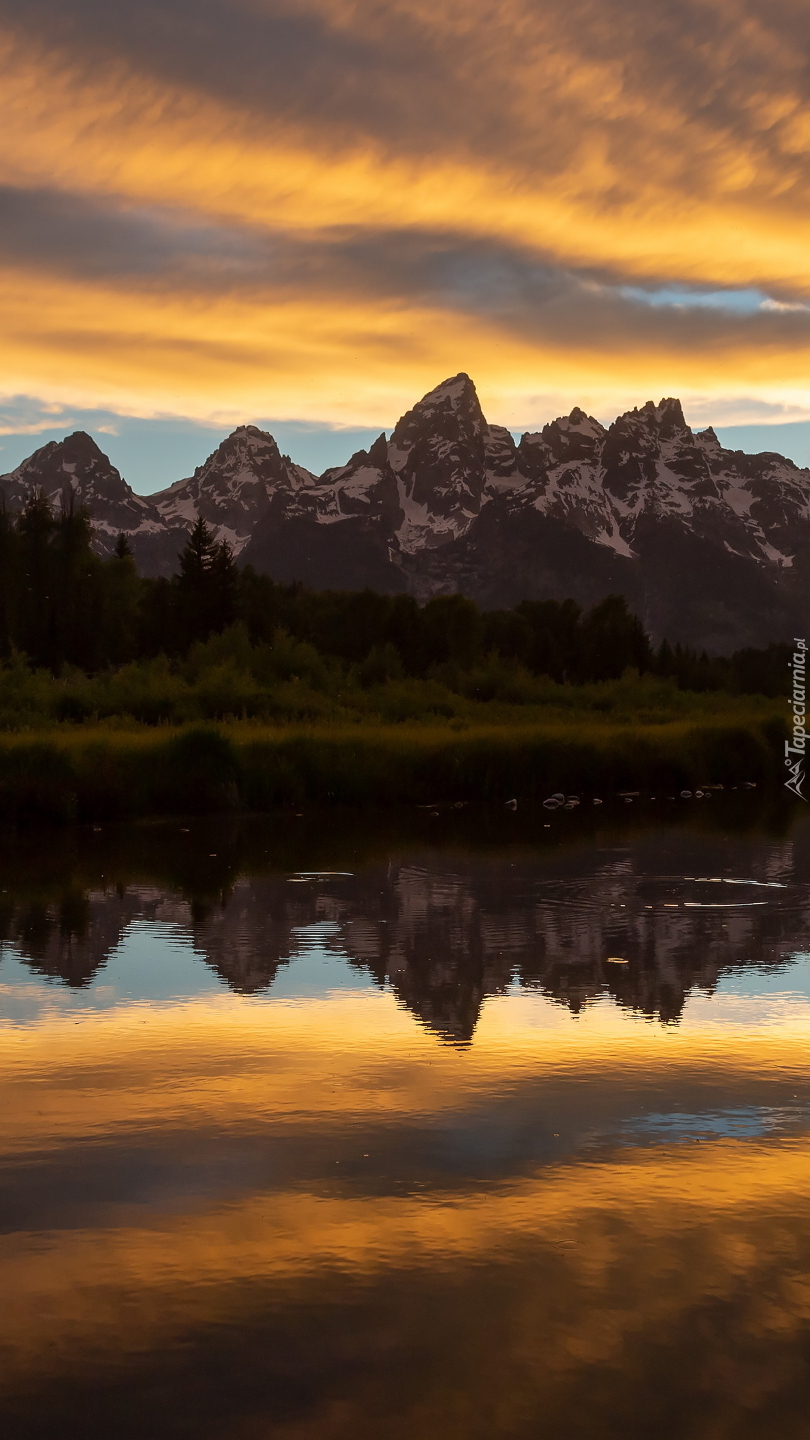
<box><xmin>2</xmin><ymin>0</ymin><xmax>810</xmax><ymax>492</ymax></box>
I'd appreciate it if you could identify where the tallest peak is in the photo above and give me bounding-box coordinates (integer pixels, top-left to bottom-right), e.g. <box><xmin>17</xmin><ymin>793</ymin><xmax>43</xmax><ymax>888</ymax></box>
<box><xmin>427</xmin><ymin>372</ymin><xmax>474</xmax><ymax>396</ymax></box>
<box><xmin>417</xmin><ymin>373</ymin><xmax>479</xmax><ymax>410</ymax></box>
<box><xmin>391</xmin><ymin>373</ymin><xmax>486</xmax><ymax>452</ymax></box>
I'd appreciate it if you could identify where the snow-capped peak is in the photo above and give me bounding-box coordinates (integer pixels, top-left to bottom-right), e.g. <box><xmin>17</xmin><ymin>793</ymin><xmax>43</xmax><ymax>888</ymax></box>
<box><xmin>3</xmin><ymin>380</ymin><xmax>810</xmax><ymax>645</ymax></box>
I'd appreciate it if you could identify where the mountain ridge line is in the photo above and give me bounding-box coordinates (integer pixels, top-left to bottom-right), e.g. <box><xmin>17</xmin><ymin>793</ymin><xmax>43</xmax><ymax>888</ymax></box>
<box><xmin>2</xmin><ymin>374</ymin><xmax>809</xmax><ymax>652</ymax></box>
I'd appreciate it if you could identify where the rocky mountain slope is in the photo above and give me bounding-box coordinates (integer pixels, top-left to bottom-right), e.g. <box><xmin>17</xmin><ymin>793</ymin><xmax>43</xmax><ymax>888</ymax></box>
<box><xmin>3</xmin><ymin>375</ymin><xmax>809</xmax><ymax>650</ymax></box>
<box><xmin>0</xmin><ymin>431</ymin><xmax>188</xmax><ymax>574</ymax></box>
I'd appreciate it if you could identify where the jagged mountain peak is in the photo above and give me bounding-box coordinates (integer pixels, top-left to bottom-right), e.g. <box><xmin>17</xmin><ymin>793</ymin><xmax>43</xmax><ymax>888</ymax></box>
<box><xmin>367</xmin><ymin>432</ymin><xmax>389</xmax><ymax>466</ymax></box>
<box><xmin>390</xmin><ymin>373</ymin><xmax>485</xmax><ymax>454</ymax></box>
<box><xmin>385</xmin><ymin>374</ymin><xmax>490</xmax><ymax>549</ymax></box>
<box><xmin>44</xmin><ymin>429</ymin><xmax>108</xmax><ymax>461</ymax></box>
<box><xmin>621</xmin><ymin>396</ymin><xmax>689</xmax><ymax>437</ymax></box>
<box><xmin>559</xmin><ymin>406</ymin><xmax>605</xmax><ymax>435</ymax></box>
<box><xmin>12</xmin><ymin>429</ymin><xmax>116</xmax><ymax>479</ymax></box>
<box><xmin>524</xmin><ymin>407</ymin><xmax>606</xmax><ymax>467</ymax></box>
<box><xmin>4</xmin><ymin>376</ymin><xmax>810</xmax><ymax>651</ymax></box>
<box><xmin>4</xmin><ymin>430</ymin><xmax>132</xmax><ymax>497</ymax></box>
<box><xmin>418</xmin><ymin>371</ymin><xmax>478</xmax><ymax>409</ymax></box>
<box><xmin>186</xmin><ymin>424</ymin><xmax>283</xmax><ymax>480</ymax></box>
<box><xmin>0</xmin><ymin>429</ymin><xmax>178</xmax><ymax>563</ymax></box>
<box><xmin>601</xmin><ymin>398</ymin><xmax>696</xmax><ymax>488</ymax></box>
<box><xmin>152</xmin><ymin>424</ymin><xmax>319</xmax><ymax>553</ymax></box>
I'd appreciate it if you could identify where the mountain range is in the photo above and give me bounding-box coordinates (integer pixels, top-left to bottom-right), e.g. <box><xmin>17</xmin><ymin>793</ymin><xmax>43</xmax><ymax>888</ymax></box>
<box><xmin>3</xmin><ymin>374</ymin><xmax>809</xmax><ymax>651</ymax></box>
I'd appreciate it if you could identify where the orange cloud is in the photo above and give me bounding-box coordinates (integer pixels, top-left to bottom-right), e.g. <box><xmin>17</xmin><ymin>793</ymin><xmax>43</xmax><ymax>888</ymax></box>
<box><xmin>1</xmin><ymin>1</ymin><xmax>810</xmax><ymax>425</ymax></box>
<box><xmin>4</xmin><ymin>259</ymin><xmax>810</xmax><ymax>429</ymax></box>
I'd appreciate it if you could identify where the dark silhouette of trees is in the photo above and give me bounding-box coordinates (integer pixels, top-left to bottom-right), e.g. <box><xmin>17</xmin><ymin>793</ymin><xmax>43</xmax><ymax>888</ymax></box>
<box><xmin>16</xmin><ymin>491</ymin><xmax>58</xmax><ymax>667</ymax></box>
<box><xmin>511</xmin><ymin>599</ymin><xmax>583</xmax><ymax>681</ymax></box>
<box><xmin>579</xmin><ymin>594</ymin><xmax>653</xmax><ymax>681</ymax></box>
<box><xmin>0</xmin><ymin>496</ymin><xmax>792</xmax><ymax>695</ymax></box>
<box><xmin>177</xmin><ymin>517</ymin><xmax>238</xmax><ymax>645</ymax></box>
<box><xmin>0</xmin><ymin>500</ymin><xmax>16</xmax><ymax>658</ymax></box>
<box><xmin>101</xmin><ymin>530</ymin><xmax>141</xmax><ymax>664</ymax></box>
<box><xmin>53</xmin><ymin>492</ymin><xmax>103</xmax><ymax>669</ymax></box>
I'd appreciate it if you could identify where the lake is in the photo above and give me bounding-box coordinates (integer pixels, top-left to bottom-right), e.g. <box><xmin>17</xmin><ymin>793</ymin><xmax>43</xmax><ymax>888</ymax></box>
<box><xmin>1</xmin><ymin>796</ymin><xmax>810</xmax><ymax>1439</ymax></box>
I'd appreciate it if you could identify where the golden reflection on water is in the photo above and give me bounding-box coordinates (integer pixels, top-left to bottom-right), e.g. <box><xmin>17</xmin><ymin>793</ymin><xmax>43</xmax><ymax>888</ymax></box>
<box><xmin>2</xmin><ymin>987</ymin><xmax>809</xmax><ymax>1153</ymax></box>
<box><xmin>2</xmin><ymin>984</ymin><xmax>810</xmax><ymax>1437</ymax></box>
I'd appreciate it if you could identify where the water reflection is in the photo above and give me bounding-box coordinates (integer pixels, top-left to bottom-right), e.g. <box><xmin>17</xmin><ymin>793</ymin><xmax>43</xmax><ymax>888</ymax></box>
<box><xmin>1</xmin><ymin>802</ymin><xmax>810</xmax><ymax>1438</ymax></box>
<box><xmin>1</xmin><ymin>810</ymin><xmax>809</xmax><ymax>1039</ymax></box>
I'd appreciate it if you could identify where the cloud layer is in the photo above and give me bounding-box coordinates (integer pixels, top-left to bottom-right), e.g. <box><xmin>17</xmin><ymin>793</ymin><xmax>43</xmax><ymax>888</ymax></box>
<box><xmin>1</xmin><ymin>0</ymin><xmax>810</xmax><ymax>428</ymax></box>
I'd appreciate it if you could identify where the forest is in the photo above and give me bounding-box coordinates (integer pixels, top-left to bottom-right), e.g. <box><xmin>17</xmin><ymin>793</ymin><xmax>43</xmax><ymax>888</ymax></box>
<box><xmin>0</xmin><ymin>494</ymin><xmax>792</xmax><ymax>818</ymax></box>
<box><xmin>0</xmin><ymin>493</ymin><xmax>792</xmax><ymax>728</ymax></box>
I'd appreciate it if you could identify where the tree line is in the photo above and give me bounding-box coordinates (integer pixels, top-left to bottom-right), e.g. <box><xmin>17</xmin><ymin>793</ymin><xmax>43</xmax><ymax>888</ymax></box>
<box><xmin>0</xmin><ymin>492</ymin><xmax>793</xmax><ymax>695</ymax></box>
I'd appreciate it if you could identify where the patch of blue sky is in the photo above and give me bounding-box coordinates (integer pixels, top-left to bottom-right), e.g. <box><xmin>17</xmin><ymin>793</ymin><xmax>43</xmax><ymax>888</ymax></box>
<box><xmin>6</xmin><ymin>355</ymin><xmax>810</xmax><ymax>491</ymax></box>
<box><xmin>0</xmin><ymin>397</ymin><xmax>384</xmax><ymax>493</ymax></box>
<box><xmin>621</xmin><ymin>284</ymin><xmax>769</xmax><ymax>313</ymax></box>
<box><xmin>713</xmin><ymin>421</ymin><xmax>810</xmax><ymax>469</ymax></box>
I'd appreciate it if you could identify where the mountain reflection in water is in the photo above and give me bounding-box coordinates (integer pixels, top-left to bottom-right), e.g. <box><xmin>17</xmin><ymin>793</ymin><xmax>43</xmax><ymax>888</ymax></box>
<box><xmin>1</xmin><ymin>801</ymin><xmax>810</xmax><ymax>1439</ymax></box>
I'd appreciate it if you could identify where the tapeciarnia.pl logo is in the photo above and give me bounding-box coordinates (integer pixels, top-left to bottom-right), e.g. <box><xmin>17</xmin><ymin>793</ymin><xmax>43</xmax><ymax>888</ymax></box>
<box><xmin>786</xmin><ymin>637</ymin><xmax>807</xmax><ymax>800</ymax></box>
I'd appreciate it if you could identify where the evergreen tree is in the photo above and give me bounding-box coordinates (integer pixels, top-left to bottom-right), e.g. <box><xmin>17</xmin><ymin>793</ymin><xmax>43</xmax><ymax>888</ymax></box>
<box><xmin>177</xmin><ymin>516</ymin><xmax>218</xmax><ymax>645</ymax></box>
<box><xmin>16</xmin><ymin>491</ymin><xmax>57</xmax><ymax>666</ymax></box>
<box><xmin>138</xmin><ymin>575</ymin><xmax>177</xmax><ymax>656</ymax></box>
<box><xmin>179</xmin><ymin>516</ymin><xmax>218</xmax><ymax>590</ymax></box>
<box><xmin>210</xmin><ymin>540</ymin><xmax>238</xmax><ymax>633</ymax></box>
<box><xmin>100</xmin><ymin>540</ymin><xmax>141</xmax><ymax>664</ymax></box>
<box><xmin>421</xmin><ymin>594</ymin><xmax>481</xmax><ymax>669</ymax></box>
<box><xmin>53</xmin><ymin>490</ymin><xmax>101</xmax><ymax>668</ymax></box>
<box><xmin>0</xmin><ymin>499</ymin><xmax>17</xmax><ymax>658</ymax></box>
<box><xmin>177</xmin><ymin>517</ymin><xmax>237</xmax><ymax>644</ymax></box>
<box><xmin>479</xmin><ymin>609</ymin><xmax>533</xmax><ymax>665</ymax></box>
<box><xmin>516</xmin><ymin>599</ymin><xmax>582</xmax><ymax>681</ymax></box>
<box><xmin>579</xmin><ymin>595</ymin><xmax>652</xmax><ymax>681</ymax></box>
<box><xmin>656</xmin><ymin>638</ymin><xmax>674</xmax><ymax>677</ymax></box>
<box><xmin>235</xmin><ymin>566</ymin><xmax>282</xmax><ymax>645</ymax></box>
<box><xmin>385</xmin><ymin>594</ymin><xmax>422</xmax><ymax>673</ymax></box>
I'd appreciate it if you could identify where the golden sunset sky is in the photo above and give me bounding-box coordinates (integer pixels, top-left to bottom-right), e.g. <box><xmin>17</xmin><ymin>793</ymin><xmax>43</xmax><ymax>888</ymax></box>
<box><xmin>2</xmin><ymin>0</ymin><xmax>810</xmax><ymax>484</ymax></box>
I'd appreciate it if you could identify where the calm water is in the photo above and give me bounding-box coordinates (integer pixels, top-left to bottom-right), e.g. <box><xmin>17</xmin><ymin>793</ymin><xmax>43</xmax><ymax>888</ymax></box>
<box><xmin>2</xmin><ymin>798</ymin><xmax>810</xmax><ymax>1439</ymax></box>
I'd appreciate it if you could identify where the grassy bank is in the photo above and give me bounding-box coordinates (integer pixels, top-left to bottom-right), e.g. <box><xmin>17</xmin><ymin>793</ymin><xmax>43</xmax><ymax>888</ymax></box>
<box><xmin>0</xmin><ymin>712</ymin><xmax>788</xmax><ymax>822</ymax></box>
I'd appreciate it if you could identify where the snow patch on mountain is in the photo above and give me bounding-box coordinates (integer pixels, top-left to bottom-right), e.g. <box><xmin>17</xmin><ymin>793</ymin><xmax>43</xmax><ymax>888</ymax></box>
<box><xmin>3</xmin><ymin>382</ymin><xmax>810</xmax><ymax>610</ymax></box>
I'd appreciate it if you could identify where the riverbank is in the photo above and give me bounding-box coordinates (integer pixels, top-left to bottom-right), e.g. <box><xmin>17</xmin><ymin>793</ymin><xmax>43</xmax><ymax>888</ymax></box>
<box><xmin>0</xmin><ymin>713</ymin><xmax>788</xmax><ymax>822</ymax></box>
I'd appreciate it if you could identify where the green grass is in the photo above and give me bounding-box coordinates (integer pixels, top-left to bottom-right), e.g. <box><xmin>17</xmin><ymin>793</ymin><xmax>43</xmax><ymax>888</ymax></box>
<box><xmin>0</xmin><ymin>642</ymin><xmax>787</xmax><ymax>732</ymax></box>
<box><xmin>0</xmin><ymin>639</ymin><xmax>790</xmax><ymax>820</ymax></box>
<box><xmin>0</xmin><ymin>711</ymin><xmax>788</xmax><ymax>822</ymax></box>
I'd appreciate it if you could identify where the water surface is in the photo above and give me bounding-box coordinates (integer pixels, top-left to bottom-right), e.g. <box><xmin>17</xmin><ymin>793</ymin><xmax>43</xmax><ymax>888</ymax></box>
<box><xmin>2</xmin><ymin>799</ymin><xmax>810</xmax><ymax>1439</ymax></box>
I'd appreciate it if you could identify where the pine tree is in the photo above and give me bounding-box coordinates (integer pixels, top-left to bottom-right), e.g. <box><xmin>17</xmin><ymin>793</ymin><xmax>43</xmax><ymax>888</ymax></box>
<box><xmin>0</xmin><ymin>499</ymin><xmax>16</xmax><ymax>658</ymax></box>
<box><xmin>16</xmin><ymin>491</ymin><xmax>57</xmax><ymax>666</ymax></box>
<box><xmin>178</xmin><ymin>516</ymin><xmax>218</xmax><ymax>590</ymax></box>
<box><xmin>54</xmin><ymin>488</ymin><xmax>101</xmax><ymax>667</ymax></box>
<box><xmin>579</xmin><ymin>595</ymin><xmax>652</xmax><ymax>681</ymax></box>
<box><xmin>177</xmin><ymin>517</ymin><xmax>234</xmax><ymax>643</ymax></box>
<box><xmin>657</xmin><ymin>638</ymin><xmax>674</xmax><ymax>677</ymax></box>
<box><xmin>210</xmin><ymin>540</ymin><xmax>238</xmax><ymax>633</ymax></box>
<box><xmin>101</xmin><ymin>537</ymin><xmax>140</xmax><ymax>664</ymax></box>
